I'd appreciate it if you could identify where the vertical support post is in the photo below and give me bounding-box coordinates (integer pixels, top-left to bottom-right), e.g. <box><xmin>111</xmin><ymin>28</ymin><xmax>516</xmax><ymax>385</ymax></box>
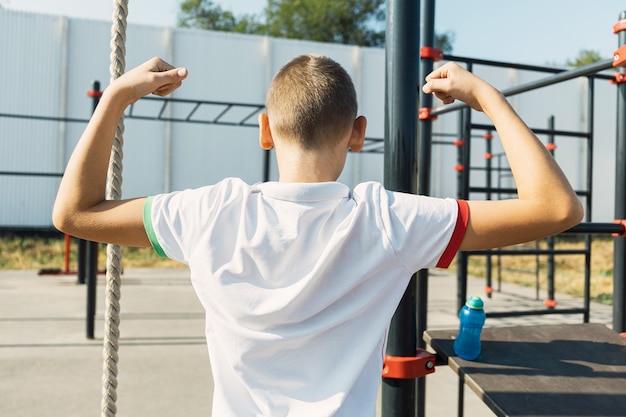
<box><xmin>382</xmin><ymin>0</ymin><xmax>420</xmax><ymax>415</ymax></box>
<box><xmin>416</xmin><ymin>1</ymin><xmax>436</xmax><ymax>416</ymax></box>
<box><xmin>613</xmin><ymin>11</ymin><xmax>626</xmax><ymax>333</ymax></box>
<box><xmin>484</xmin><ymin>131</ymin><xmax>493</xmax><ymax>299</ymax></box>
<box><xmin>457</xmin><ymin>82</ymin><xmax>472</xmax><ymax>313</ymax></box>
<box><xmin>583</xmin><ymin>77</ymin><xmax>595</xmax><ymax>323</ymax></box>
<box><xmin>77</xmin><ymin>238</ymin><xmax>87</xmax><ymax>284</ymax></box>
<box><xmin>546</xmin><ymin>116</ymin><xmax>556</xmax><ymax>307</ymax></box>
<box><xmin>263</xmin><ymin>150</ymin><xmax>271</xmax><ymax>182</ymax></box>
<box><xmin>86</xmin><ymin>80</ymin><xmax>103</xmax><ymax>340</ymax></box>
<box><xmin>454</xmin><ymin>73</ymin><xmax>472</xmax><ymax>417</ymax></box>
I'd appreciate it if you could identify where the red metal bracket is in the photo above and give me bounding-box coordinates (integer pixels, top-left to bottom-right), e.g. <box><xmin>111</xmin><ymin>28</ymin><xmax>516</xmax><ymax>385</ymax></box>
<box><xmin>611</xmin><ymin>73</ymin><xmax>626</xmax><ymax>85</ymax></box>
<box><xmin>545</xmin><ymin>143</ymin><xmax>557</xmax><ymax>151</ymax></box>
<box><xmin>544</xmin><ymin>299</ymin><xmax>558</xmax><ymax>308</ymax></box>
<box><xmin>419</xmin><ymin>107</ymin><xmax>437</xmax><ymax>121</ymax></box>
<box><xmin>483</xmin><ymin>133</ymin><xmax>493</xmax><ymax>140</ymax></box>
<box><xmin>382</xmin><ymin>348</ymin><xmax>436</xmax><ymax>379</ymax></box>
<box><xmin>484</xmin><ymin>286</ymin><xmax>493</xmax><ymax>295</ymax></box>
<box><xmin>420</xmin><ymin>46</ymin><xmax>444</xmax><ymax>61</ymax></box>
<box><xmin>87</xmin><ymin>89</ymin><xmax>103</xmax><ymax>98</ymax></box>
<box><xmin>614</xmin><ymin>20</ymin><xmax>626</xmax><ymax>34</ymax></box>
<box><xmin>454</xmin><ymin>164</ymin><xmax>464</xmax><ymax>172</ymax></box>
<box><xmin>612</xmin><ymin>219</ymin><xmax>626</xmax><ymax>236</ymax></box>
<box><xmin>613</xmin><ymin>44</ymin><xmax>626</xmax><ymax>68</ymax></box>
<box><xmin>484</xmin><ymin>152</ymin><xmax>492</xmax><ymax>160</ymax></box>
<box><xmin>452</xmin><ymin>140</ymin><xmax>464</xmax><ymax>147</ymax></box>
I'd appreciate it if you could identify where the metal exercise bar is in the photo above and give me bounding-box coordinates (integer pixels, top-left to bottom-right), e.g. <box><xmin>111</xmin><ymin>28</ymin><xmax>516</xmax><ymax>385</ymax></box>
<box><xmin>0</xmin><ymin>171</ymin><xmax>62</xmax><ymax>177</ymax></box>
<box><xmin>487</xmin><ymin>308</ymin><xmax>587</xmax><ymax>319</ymax></box>
<box><xmin>431</xmin><ymin>58</ymin><xmax>615</xmax><ymax>117</ymax></box>
<box><xmin>472</xmin><ymin>123</ymin><xmax>591</xmax><ymax>139</ymax></box>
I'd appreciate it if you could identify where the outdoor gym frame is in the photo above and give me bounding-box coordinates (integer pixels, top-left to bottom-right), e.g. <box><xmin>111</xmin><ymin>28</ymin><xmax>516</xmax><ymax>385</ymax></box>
<box><xmin>382</xmin><ymin>1</ymin><xmax>626</xmax><ymax>417</ymax></box>
<box><xmin>1</xmin><ymin>2</ymin><xmax>625</xmax><ymax>416</ymax></box>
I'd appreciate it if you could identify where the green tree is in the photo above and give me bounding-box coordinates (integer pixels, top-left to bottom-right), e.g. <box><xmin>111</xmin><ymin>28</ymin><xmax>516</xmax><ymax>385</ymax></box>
<box><xmin>177</xmin><ymin>0</ymin><xmax>454</xmax><ymax>52</ymax></box>
<box><xmin>178</xmin><ymin>0</ymin><xmax>262</xmax><ymax>34</ymax></box>
<box><xmin>263</xmin><ymin>0</ymin><xmax>385</xmax><ymax>46</ymax></box>
<box><xmin>435</xmin><ymin>31</ymin><xmax>454</xmax><ymax>55</ymax></box>
<box><xmin>566</xmin><ymin>49</ymin><xmax>604</xmax><ymax>68</ymax></box>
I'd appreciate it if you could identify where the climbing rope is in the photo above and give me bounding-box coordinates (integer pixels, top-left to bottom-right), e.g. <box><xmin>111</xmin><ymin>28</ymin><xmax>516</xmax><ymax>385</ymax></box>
<box><xmin>101</xmin><ymin>0</ymin><xmax>127</xmax><ymax>416</ymax></box>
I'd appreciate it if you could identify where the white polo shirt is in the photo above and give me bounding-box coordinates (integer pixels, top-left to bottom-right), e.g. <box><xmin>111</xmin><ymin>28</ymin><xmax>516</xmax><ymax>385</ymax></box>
<box><xmin>144</xmin><ymin>178</ymin><xmax>468</xmax><ymax>417</ymax></box>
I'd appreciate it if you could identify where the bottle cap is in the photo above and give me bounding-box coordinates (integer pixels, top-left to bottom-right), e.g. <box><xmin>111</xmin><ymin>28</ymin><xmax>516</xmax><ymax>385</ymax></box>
<box><xmin>465</xmin><ymin>296</ymin><xmax>484</xmax><ymax>310</ymax></box>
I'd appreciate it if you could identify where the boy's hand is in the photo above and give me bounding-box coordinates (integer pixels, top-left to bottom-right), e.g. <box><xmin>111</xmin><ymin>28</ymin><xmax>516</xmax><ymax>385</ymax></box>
<box><xmin>422</xmin><ymin>62</ymin><xmax>496</xmax><ymax>112</ymax></box>
<box><xmin>108</xmin><ymin>57</ymin><xmax>189</xmax><ymax>107</ymax></box>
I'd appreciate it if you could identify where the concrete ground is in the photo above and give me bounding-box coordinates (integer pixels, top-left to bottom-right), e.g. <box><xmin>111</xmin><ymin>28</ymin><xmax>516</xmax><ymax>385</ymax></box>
<box><xmin>0</xmin><ymin>267</ymin><xmax>613</xmax><ymax>417</ymax></box>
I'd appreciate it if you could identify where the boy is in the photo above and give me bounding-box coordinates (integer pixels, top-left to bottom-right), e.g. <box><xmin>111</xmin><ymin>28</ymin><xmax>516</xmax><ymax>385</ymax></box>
<box><xmin>53</xmin><ymin>55</ymin><xmax>582</xmax><ymax>416</ymax></box>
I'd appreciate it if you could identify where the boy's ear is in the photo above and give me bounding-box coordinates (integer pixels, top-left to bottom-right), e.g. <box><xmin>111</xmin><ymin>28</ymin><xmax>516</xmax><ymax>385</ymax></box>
<box><xmin>258</xmin><ymin>113</ymin><xmax>274</xmax><ymax>150</ymax></box>
<box><xmin>348</xmin><ymin>116</ymin><xmax>367</xmax><ymax>153</ymax></box>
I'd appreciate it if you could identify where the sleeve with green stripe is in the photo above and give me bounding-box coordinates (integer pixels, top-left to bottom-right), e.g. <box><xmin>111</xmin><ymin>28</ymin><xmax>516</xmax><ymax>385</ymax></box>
<box><xmin>143</xmin><ymin>196</ymin><xmax>168</xmax><ymax>258</ymax></box>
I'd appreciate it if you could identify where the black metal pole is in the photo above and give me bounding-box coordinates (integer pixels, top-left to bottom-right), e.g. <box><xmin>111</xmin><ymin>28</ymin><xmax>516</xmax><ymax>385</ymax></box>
<box><xmin>454</xmin><ymin>68</ymin><xmax>473</xmax><ymax>417</ymax></box>
<box><xmin>86</xmin><ymin>238</ymin><xmax>98</xmax><ymax>339</ymax></box>
<box><xmin>77</xmin><ymin>239</ymin><xmax>86</xmax><ymax>284</ymax></box>
<box><xmin>613</xmin><ymin>11</ymin><xmax>626</xmax><ymax>333</ymax></box>
<box><xmin>86</xmin><ymin>80</ymin><xmax>102</xmax><ymax>340</ymax></box>
<box><xmin>263</xmin><ymin>150</ymin><xmax>271</xmax><ymax>182</ymax></box>
<box><xmin>416</xmin><ymin>1</ymin><xmax>435</xmax><ymax>416</ymax></box>
<box><xmin>455</xmin><ymin>108</ymin><xmax>469</xmax><ymax>312</ymax></box>
<box><xmin>432</xmin><ymin>59</ymin><xmax>615</xmax><ymax>118</ymax></box>
<box><xmin>382</xmin><ymin>0</ymin><xmax>420</xmax><ymax>415</ymax></box>
<box><xmin>546</xmin><ymin>116</ymin><xmax>556</xmax><ymax>308</ymax></box>
<box><xmin>583</xmin><ymin>77</ymin><xmax>595</xmax><ymax>324</ymax></box>
<box><xmin>457</xmin><ymin>66</ymin><xmax>472</xmax><ymax>313</ymax></box>
<box><xmin>484</xmin><ymin>130</ymin><xmax>493</xmax><ymax>299</ymax></box>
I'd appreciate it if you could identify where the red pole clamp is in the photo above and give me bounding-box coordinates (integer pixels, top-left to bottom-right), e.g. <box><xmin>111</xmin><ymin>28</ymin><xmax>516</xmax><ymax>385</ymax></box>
<box><xmin>419</xmin><ymin>107</ymin><xmax>437</xmax><ymax>121</ymax></box>
<box><xmin>613</xmin><ymin>44</ymin><xmax>626</xmax><ymax>68</ymax></box>
<box><xmin>611</xmin><ymin>73</ymin><xmax>626</xmax><ymax>85</ymax></box>
<box><xmin>420</xmin><ymin>46</ymin><xmax>444</xmax><ymax>61</ymax></box>
<box><xmin>382</xmin><ymin>348</ymin><xmax>436</xmax><ymax>379</ymax></box>
<box><xmin>452</xmin><ymin>140</ymin><xmax>464</xmax><ymax>147</ymax></box>
<box><xmin>484</xmin><ymin>286</ymin><xmax>493</xmax><ymax>295</ymax></box>
<box><xmin>87</xmin><ymin>89</ymin><xmax>103</xmax><ymax>98</ymax></box>
<box><xmin>454</xmin><ymin>164</ymin><xmax>464</xmax><ymax>172</ymax></box>
<box><xmin>483</xmin><ymin>133</ymin><xmax>493</xmax><ymax>140</ymax></box>
<box><xmin>545</xmin><ymin>143</ymin><xmax>557</xmax><ymax>151</ymax></box>
<box><xmin>614</xmin><ymin>20</ymin><xmax>626</xmax><ymax>34</ymax></box>
<box><xmin>612</xmin><ymin>219</ymin><xmax>626</xmax><ymax>236</ymax></box>
<box><xmin>484</xmin><ymin>152</ymin><xmax>492</xmax><ymax>160</ymax></box>
<box><xmin>543</xmin><ymin>299</ymin><xmax>558</xmax><ymax>308</ymax></box>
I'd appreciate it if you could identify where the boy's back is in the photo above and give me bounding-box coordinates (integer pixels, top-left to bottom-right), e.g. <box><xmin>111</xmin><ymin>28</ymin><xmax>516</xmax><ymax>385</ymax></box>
<box><xmin>145</xmin><ymin>178</ymin><xmax>466</xmax><ymax>416</ymax></box>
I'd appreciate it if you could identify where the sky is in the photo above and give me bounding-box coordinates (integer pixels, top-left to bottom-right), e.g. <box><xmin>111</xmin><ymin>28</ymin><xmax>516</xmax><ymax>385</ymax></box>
<box><xmin>2</xmin><ymin>0</ymin><xmax>625</xmax><ymax>66</ymax></box>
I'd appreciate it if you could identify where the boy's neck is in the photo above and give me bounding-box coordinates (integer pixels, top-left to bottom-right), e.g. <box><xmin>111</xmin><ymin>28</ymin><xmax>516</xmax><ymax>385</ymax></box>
<box><xmin>275</xmin><ymin>145</ymin><xmax>346</xmax><ymax>183</ymax></box>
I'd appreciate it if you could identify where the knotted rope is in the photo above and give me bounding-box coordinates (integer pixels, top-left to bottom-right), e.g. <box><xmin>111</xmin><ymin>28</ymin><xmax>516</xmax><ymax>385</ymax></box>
<box><xmin>101</xmin><ymin>0</ymin><xmax>128</xmax><ymax>416</ymax></box>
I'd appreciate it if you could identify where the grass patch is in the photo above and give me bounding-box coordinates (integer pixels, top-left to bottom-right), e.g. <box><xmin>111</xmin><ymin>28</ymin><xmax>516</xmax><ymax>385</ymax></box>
<box><xmin>0</xmin><ymin>233</ymin><xmax>616</xmax><ymax>305</ymax></box>
<box><xmin>456</xmin><ymin>235</ymin><xmax>614</xmax><ymax>305</ymax></box>
<box><xmin>0</xmin><ymin>232</ymin><xmax>182</xmax><ymax>270</ymax></box>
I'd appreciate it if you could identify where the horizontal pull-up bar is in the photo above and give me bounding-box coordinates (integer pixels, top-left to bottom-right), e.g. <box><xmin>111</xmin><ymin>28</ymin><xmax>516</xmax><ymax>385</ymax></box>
<box><xmin>430</xmin><ymin>58</ymin><xmax>615</xmax><ymax>117</ymax></box>
<box><xmin>566</xmin><ymin>222</ymin><xmax>626</xmax><ymax>235</ymax></box>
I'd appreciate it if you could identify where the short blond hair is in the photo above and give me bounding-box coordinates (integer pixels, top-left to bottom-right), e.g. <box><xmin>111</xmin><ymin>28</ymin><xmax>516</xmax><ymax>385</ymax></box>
<box><xmin>266</xmin><ymin>54</ymin><xmax>358</xmax><ymax>150</ymax></box>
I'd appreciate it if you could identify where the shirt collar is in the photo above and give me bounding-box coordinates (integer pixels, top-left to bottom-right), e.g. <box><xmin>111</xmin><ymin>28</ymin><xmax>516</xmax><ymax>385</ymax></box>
<box><xmin>255</xmin><ymin>182</ymin><xmax>351</xmax><ymax>202</ymax></box>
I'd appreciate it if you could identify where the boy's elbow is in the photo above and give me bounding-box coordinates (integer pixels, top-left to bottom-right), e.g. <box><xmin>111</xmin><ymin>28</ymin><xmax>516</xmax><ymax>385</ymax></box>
<box><xmin>52</xmin><ymin>200</ymin><xmax>78</xmax><ymax>236</ymax></box>
<box><xmin>51</xmin><ymin>205</ymin><xmax>69</xmax><ymax>234</ymax></box>
<box><xmin>558</xmin><ymin>197</ymin><xmax>585</xmax><ymax>231</ymax></box>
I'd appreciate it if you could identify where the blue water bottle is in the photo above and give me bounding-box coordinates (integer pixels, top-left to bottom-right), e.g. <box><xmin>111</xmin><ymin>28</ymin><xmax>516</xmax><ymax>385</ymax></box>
<box><xmin>453</xmin><ymin>296</ymin><xmax>486</xmax><ymax>360</ymax></box>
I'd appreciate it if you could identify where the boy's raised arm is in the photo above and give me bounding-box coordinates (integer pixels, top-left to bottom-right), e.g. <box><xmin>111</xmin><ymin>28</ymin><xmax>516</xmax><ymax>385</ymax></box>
<box><xmin>422</xmin><ymin>62</ymin><xmax>584</xmax><ymax>251</ymax></box>
<box><xmin>52</xmin><ymin>58</ymin><xmax>188</xmax><ymax>246</ymax></box>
